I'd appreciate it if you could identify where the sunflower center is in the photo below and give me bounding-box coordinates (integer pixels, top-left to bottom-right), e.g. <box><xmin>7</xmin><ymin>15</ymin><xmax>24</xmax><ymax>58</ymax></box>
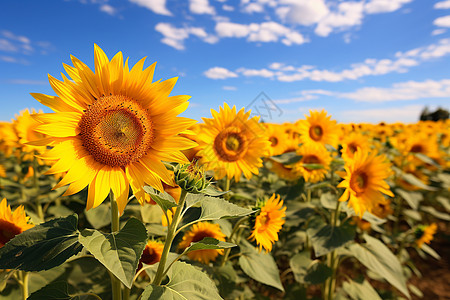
<box><xmin>214</xmin><ymin>128</ymin><xmax>248</xmax><ymax>162</ymax></box>
<box><xmin>348</xmin><ymin>143</ymin><xmax>358</xmax><ymax>154</ymax></box>
<box><xmin>309</xmin><ymin>125</ymin><xmax>323</xmax><ymax>141</ymax></box>
<box><xmin>269</xmin><ymin>136</ymin><xmax>278</xmax><ymax>146</ymax></box>
<box><xmin>192</xmin><ymin>231</ymin><xmax>212</xmax><ymax>243</ymax></box>
<box><xmin>79</xmin><ymin>95</ymin><xmax>154</xmax><ymax>167</ymax></box>
<box><xmin>257</xmin><ymin>212</ymin><xmax>270</xmax><ymax>230</ymax></box>
<box><xmin>0</xmin><ymin>220</ymin><xmax>22</xmax><ymax>247</ymax></box>
<box><xmin>350</xmin><ymin>171</ymin><xmax>368</xmax><ymax>194</ymax></box>
<box><xmin>303</xmin><ymin>155</ymin><xmax>320</xmax><ymax>171</ymax></box>
<box><xmin>140</xmin><ymin>246</ymin><xmax>161</xmax><ymax>265</ymax></box>
<box><xmin>410</xmin><ymin>144</ymin><xmax>423</xmax><ymax>153</ymax></box>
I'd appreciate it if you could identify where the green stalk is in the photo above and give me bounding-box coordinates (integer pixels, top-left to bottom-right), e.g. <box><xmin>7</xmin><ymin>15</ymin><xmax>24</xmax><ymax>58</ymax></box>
<box><xmin>324</xmin><ymin>200</ymin><xmax>341</xmax><ymax>300</ymax></box>
<box><xmin>221</xmin><ymin>216</ymin><xmax>249</xmax><ymax>266</ymax></box>
<box><xmin>152</xmin><ymin>189</ymin><xmax>188</xmax><ymax>286</ymax></box>
<box><xmin>20</xmin><ymin>271</ymin><xmax>29</xmax><ymax>300</ymax></box>
<box><xmin>109</xmin><ymin>191</ymin><xmax>122</xmax><ymax>300</ymax></box>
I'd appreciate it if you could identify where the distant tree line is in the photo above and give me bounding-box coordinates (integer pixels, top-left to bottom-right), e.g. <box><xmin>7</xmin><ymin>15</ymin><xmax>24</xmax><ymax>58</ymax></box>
<box><xmin>420</xmin><ymin>107</ymin><xmax>449</xmax><ymax>121</ymax></box>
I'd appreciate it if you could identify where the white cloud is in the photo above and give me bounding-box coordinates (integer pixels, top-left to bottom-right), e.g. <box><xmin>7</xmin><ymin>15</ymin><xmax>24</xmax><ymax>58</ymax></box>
<box><xmin>7</xmin><ymin>79</ymin><xmax>47</xmax><ymax>85</ymax></box>
<box><xmin>0</xmin><ymin>55</ymin><xmax>28</xmax><ymax>64</ymax></box>
<box><xmin>189</xmin><ymin>0</ymin><xmax>215</xmax><ymax>15</ymax></box>
<box><xmin>434</xmin><ymin>0</ymin><xmax>450</xmax><ymax>9</ymax></box>
<box><xmin>339</xmin><ymin>105</ymin><xmax>424</xmax><ymax>123</ymax></box>
<box><xmin>2</xmin><ymin>30</ymin><xmax>30</xmax><ymax>44</ymax></box>
<box><xmin>222</xmin><ymin>4</ymin><xmax>234</xmax><ymax>11</ymax></box>
<box><xmin>215</xmin><ymin>21</ymin><xmax>306</xmax><ymax>45</ymax></box>
<box><xmin>364</xmin><ymin>0</ymin><xmax>412</xmax><ymax>14</ymax></box>
<box><xmin>339</xmin><ymin>79</ymin><xmax>450</xmax><ymax>102</ymax></box>
<box><xmin>129</xmin><ymin>0</ymin><xmax>172</xmax><ymax>16</ymax></box>
<box><xmin>222</xmin><ymin>85</ymin><xmax>237</xmax><ymax>90</ymax></box>
<box><xmin>100</xmin><ymin>4</ymin><xmax>117</xmax><ymax>15</ymax></box>
<box><xmin>204</xmin><ymin>67</ymin><xmax>238</xmax><ymax>79</ymax></box>
<box><xmin>434</xmin><ymin>15</ymin><xmax>450</xmax><ymax>27</ymax></box>
<box><xmin>155</xmin><ymin>23</ymin><xmax>217</xmax><ymax>50</ymax></box>
<box><xmin>242</xmin><ymin>2</ymin><xmax>264</xmax><ymax>13</ymax></box>
<box><xmin>273</xmin><ymin>89</ymin><xmax>333</xmax><ymax>104</ymax></box>
<box><xmin>0</xmin><ymin>39</ymin><xmax>18</xmax><ymax>52</ymax></box>
<box><xmin>236</xmin><ymin>68</ymin><xmax>274</xmax><ymax>78</ymax></box>
<box><xmin>276</xmin><ymin>0</ymin><xmax>329</xmax><ymax>26</ymax></box>
<box><xmin>432</xmin><ymin>28</ymin><xmax>447</xmax><ymax>35</ymax></box>
<box><xmin>315</xmin><ymin>1</ymin><xmax>364</xmax><ymax>37</ymax></box>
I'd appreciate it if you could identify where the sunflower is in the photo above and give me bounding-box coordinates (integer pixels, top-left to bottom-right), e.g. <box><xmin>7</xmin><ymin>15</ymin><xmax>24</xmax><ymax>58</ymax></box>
<box><xmin>0</xmin><ymin>198</ymin><xmax>34</xmax><ymax>247</ymax></box>
<box><xmin>338</xmin><ymin>149</ymin><xmax>394</xmax><ymax>217</ymax></box>
<box><xmin>14</xmin><ymin>108</ymin><xmax>47</xmax><ymax>156</ymax></box>
<box><xmin>0</xmin><ymin>122</ymin><xmax>18</xmax><ymax>157</ymax></box>
<box><xmin>267</xmin><ymin>159</ymin><xmax>298</xmax><ymax>181</ymax></box>
<box><xmin>30</xmin><ymin>45</ymin><xmax>197</xmax><ymax>214</ymax></box>
<box><xmin>292</xmin><ymin>143</ymin><xmax>331</xmax><ymax>183</ymax></box>
<box><xmin>178</xmin><ymin>222</ymin><xmax>226</xmax><ymax>264</ymax></box>
<box><xmin>249</xmin><ymin>194</ymin><xmax>286</xmax><ymax>252</ymax></box>
<box><xmin>0</xmin><ymin>164</ymin><xmax>5</xmax><ymax>178</ymax></box>
<box><xmin>340</xmin><ymin>132</ymin><xmax>370</xmax><ymax>161</ymax></box>
<box><xmin>196</xmin><ymin>103</ymin><xmax>269</xmax><ymax>182</ymax></box>
<box><xmin>416</xmin><ymin>223</ymin><xmax>437</xmax><ymax>248</ymax></box>
<box><xmin>138</xmin><ymin>240</ymin><xmax>164</xmax><ymax>271</ymax></box>
<box><xmin>297</xmin><ymin>110</ymin><xmax>338</xmax><ymax>148</ymax></box>
<box><xmin>264</xmin><ymin>123</ymin><xmax>289</xmax><ymax>157</ymax></box>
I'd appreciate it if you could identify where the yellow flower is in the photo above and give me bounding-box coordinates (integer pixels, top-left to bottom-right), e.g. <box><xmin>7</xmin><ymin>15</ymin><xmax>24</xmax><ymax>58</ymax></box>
<box><xmin>0</xmin><ymin>164</ymin><xmax>5</xmax><ymax>178</ymax></box>
<box><xmin>340</xmin><ymin>132</ymin><xmax>370</xmax><ymax>161</ymax></box>
<box><xmin>138</xmin><ymin>240</ymin><xmax>164</xmax><ymax>269</ymax></box>
<box><xmin>298</xmin><ymin>110</ymin><xmax>338</xmax><ymax>148</ymax></box>
<box><xmin>338</xmin><ymin>149</ymin><xmax>394</xmax><ymax>217</ymax></box>
<box><xmin>249</xmin><ymin>194</ymin><xmax>286</xmax><ymax>252</ymax></box>
<box><xmin>416</xmin><ymin>223</ymin><xmax>437</xmax><ymax>248</ymax></box>
<box><xmin>178</xmin><ymin>222</ymin><xmax>226</xmax><ymax>264</ymax></box>
<box><xmin>0</xmin><ymin>198</ymin><xmax>34</xmax><ymax>247</ymax></box>
<box><xmin>293</xmin><ymin>143</ymin><xmax>331</xmax><ymax>183</ymax></box>
<box><xmin>30</xmin><ymin>45</ymin><xmax>197</xmax><ymax>214</ymax></box>
<box><xmin>264</xmin><ymin>123</ymin><xmax>289</xmax><ymax>157</ymax></box>
<box><xmin>0</xmin><ymin>122</ymin><xmax>18</xmax><ymax>157</ymax></box>
<box><xmin>14</xmin><ymin>108</ymin><xmax>47</xmax><ymax>156</ymax></box>
<box><xmin>196</xmin><ymin>103</ymin><xmax>269</xmax><ymax>182</ymax></box>
<box><xmin>267</xmin><ymin>159</ymin><xmax>298</xmax><ymax>181</ymax></box>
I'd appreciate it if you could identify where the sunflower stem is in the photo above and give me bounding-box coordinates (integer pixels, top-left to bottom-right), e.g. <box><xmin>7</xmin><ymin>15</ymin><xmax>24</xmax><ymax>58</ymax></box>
<box><xmin>109</xmin><ymin>191</ymin><xmax>122</xmax><ymax>300</ymax></box>
<box><xmin>223</xmin><ymin>178</ymin><xmax>231</xmax><ymax>200</ymax></box>
<box><xmin>152</xmin><ymin>189</ymin><xmax>188</xmax><ymax>286</ymax></box>
<box><xmin>324</xmin><ymin>200</ymin><xmax>341</xmax><ymax>300</ymax></box>
<box><xmin>221</xmin><ymin>216</ymin><xmax>248</xmax><ymax>266</ymax></box>
<box><xmin>20</xmin><ymin>271</ymin><xmax>28</xmax><ymax>300</ymax></box>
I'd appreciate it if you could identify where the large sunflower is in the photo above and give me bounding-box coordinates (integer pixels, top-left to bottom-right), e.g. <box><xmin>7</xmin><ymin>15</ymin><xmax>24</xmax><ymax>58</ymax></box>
<box><xmin>338</xmin><ymin>149</ymin><xmax>394</xmax><ymax>217</ymax></box>
<box><xmin>292</xmin><ymin>143</ymin><xmax>331</xmax><ymax>183</ymax></box>
<box><xmin>196</xmin><ymin>103</ymin><xmax>269</xmax><ymax>182</ymax></box>
<box><xmin>0</xmin><ymin>198</ymin><xmax>34</xmax><ymax>247</ymax></box>
<box><xmin>297</xmin><ymin>110</ymin><xmax>338</xmax><ymax>148</ymax></box>
<box><xmin>178</xmin><ymin>222</ymin><xmax>226</xmax><ymax>264</ymax></box>
<box><xmin>31</xmin><ymin>45</ymin><xmax>197</xmax><ymax>214</ymax></box>
<box><xmin>340</xmin><ymin>132</ymin><xmax>370</xmax><ymax>161</ymax></box>
<box><xmin>264</xmin><ymin>123</ymin><xmax>289</xmax><ymax>157</ymax></box>
<box><xmin>249</xmin><ymin>194</ymin><xmax>286</xmax><ymax>252</ymax></box>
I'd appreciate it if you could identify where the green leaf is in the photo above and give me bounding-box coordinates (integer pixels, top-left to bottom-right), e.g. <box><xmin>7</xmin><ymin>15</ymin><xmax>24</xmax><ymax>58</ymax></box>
<box><xmin>303</xmin><ymin>261</ymin><xmax>332</xmax><ymax>285</ymax></box>
<box><xmin>403</xmin><ymin>209</ymin><xmax>422</xmax><ymax>221</ymax></box>
<box><xmin>202</xmin><ymin>185</ymin><xmax>228</xmax><ymax>196</ymax></box>
<box><xmin>79</xmin><ymin>218</ymin><xmax>147</xmax><ymax>289</ymax></box>
<box><xmin>188</xmin><ymin>195</ymin><xmax>254</xmax><ymax>221</ymax></box>
<box><xmin>27</xmin><ymin>281</ymin><xmax>79</xmax><ymax>300</ymax></box>
<box><xmin>184</xmin><ymin>237</ymin><xmax>236</xmax><ymax>254</ymax></box>
<box><xmin>270</xmin><ymin>152</ymin><xmax>302</xmax><ymax>165</ymax></box>
<box><xmin>420</xmin><ymin>206</ymin><xmax>450</xmax><ymax>221</ymax></box>
<box><xmin>0</xmin><ymin>214</ymin><xmax>82</xmax><ymax>271</ymax></box>
<box><xmin>414</xmin><ymin>153</ymin><xmax>439</xmax><ymax>167</ymax></box>
<box><xmin>347</xmin><ymin>234</ymin><xmax>410</xmax><ymax>298</ymax></box>
<box><xmin>289</xmin><ymin>251</ymin><xmax>312</xmax><ymax>284</ymax></box>
<box><xmin>301</xmin><ymin>163</ymin><xmax>324</xmax><ymax>170</ymax></box>
<box><xmin>239</xmin><ymin>241</ymin><xmax>284</xmax><ymax>292</ymax></box>
<box><xmin>436</xmin><ymin>196</ymin><xmax>450</xmax><ymax>212</ymax></box>
<box><xmin>420</xmin><ymin>244</ymin><xmax>441</xmax><ymax>260</ymax></box>
<box><xmin>341</xmin><ymin>279</ymin><xmax>382</xmax><ymax>300</ymax></box>
<box><xmin>395</xmin><ymin>168</ymin><xmax>437</xmax><ymax>191</ymax></box>
<box><xmin>85</xmin><ymin>203</ymin><xmax>111</xmax><ymax>229</ymax></box>
<box><xmin>395</xmin><ymin>189</ymin><xmax>422</xmax><ymax>210</ymax></box>
<box><xmin>307</xmin><ymin>221</ymin><xmax>355</xmax><ymax>257</ymax></box>
<box><xmin>143</xmin><ymin>186</ymin><xmax>179</xmax><ymax>212</ymax></box>
<box><xmin>320</xmin><ymin>192</ymin><xmax>338</xmax><ymax>210</ymax></box>
<box><xmin>141</xmin><ymin>261</ymin><xmax>222</xmax><ymax>300</ymax></box>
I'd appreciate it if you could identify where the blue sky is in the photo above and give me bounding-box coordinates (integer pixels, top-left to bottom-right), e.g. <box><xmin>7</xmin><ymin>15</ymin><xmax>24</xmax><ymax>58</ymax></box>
<box><xmin>1</xmin><ymin>0</ymin><xmax>450</xmax><ymax>124</ymax></box>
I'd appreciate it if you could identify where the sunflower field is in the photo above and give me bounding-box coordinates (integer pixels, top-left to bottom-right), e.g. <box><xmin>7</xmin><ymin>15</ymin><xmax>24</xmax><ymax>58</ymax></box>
<box><xmin>0</xmin><ymin>46</ymin><xmax>449</xmax><ymax>300</ymax></box>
